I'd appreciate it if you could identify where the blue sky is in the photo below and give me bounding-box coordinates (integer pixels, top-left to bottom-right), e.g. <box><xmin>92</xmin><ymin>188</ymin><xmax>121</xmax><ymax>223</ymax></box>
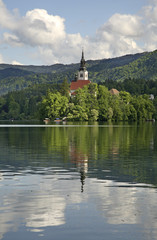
<box><xmin>0</xmin><ymin>0</ymin><xmax>156</xmax><ymax>65</ymax></box>
<box><xmin>4</xmin><ymin>0</ymin><xmax>147</xmax><ymax>36</ymax></box>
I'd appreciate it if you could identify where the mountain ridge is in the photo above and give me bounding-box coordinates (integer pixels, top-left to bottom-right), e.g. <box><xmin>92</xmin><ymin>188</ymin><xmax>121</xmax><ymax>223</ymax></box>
<box><xmin>0</xmin><ymin>50</ymin><xmax>156</xmax><ymax>95</ymax></box>
<box><xmin>0</xmin><ymin>51</ymin><xmax>147</xmax><ymax>75</ymax></box>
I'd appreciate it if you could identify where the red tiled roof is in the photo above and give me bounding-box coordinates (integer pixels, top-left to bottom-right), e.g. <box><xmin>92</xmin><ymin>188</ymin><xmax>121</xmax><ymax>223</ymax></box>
<box><xmin>70</xmin><ymin>80</ymin><xmax>91</xmax><ymax>90</ymax></box>
<box><xmin>110</xmin><ymin>88</ymin><xmax>119</xmax><ymax>95</ymax></box>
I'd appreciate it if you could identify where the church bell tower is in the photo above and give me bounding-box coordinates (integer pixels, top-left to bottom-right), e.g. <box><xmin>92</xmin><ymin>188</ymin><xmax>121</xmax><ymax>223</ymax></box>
<box><xmin>70</xmin><ymin>50</ymin><xmax>91</xmax><ymax>96</ymax></box>
<box><xmin>77</xmin><ymin>50</ymin><xmax>88</xmax><ymax>80</ymax></box>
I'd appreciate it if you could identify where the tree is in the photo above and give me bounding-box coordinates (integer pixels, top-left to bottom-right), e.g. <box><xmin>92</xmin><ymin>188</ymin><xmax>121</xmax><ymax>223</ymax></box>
<box><xmin>59</xmin><ymin>77</ymin><xmax>70</xmax><ymax>98</ymax></box>
<box><xmin>110</xmin><ymin>95</ymin><xmax>123</xmax><ymax>121</ymax></box>
<box><xmin>153</xmin><ymin>97</ymin><xmax>157</xmax><ymax>119</ymax></box>
<box><xmin>40</xmin><ymin>91</ymin><xmax>69</xmax><ymax>120</ymax></box>
<box><xmin>90</xmin><ymin>109</ymin><xmax>99</xmax><ymax>121</ymax></box>
<box><xmin>0</xmin><ymin>97</ymin><xmax>7</xmax><ymax>119</ymax></box>
<box><xmin>28</xmin><ymin>97</ymin><xmax>38</xmax><ymax>118</ymax></box>
<box><xmin>119</xmin><ymin>91</ymin><xmax>131</xmax><ymax>104</ymax></box>
<box><xmin>71</xmin><ymin>83</ymin><xmax>99</xmax><ymax>120</ymax></box>
<box><xmin>131</xmin><ymin>95</ymin><xmax>155</xmax><ymax>120</ymax></box>
<box><xmin>97</xmin><ymin>85</ymin><xmax>111</xmax><ymax>121</ymax></box>
<box><xmin>67</xmin><ymin>104</ymin><xmax>88</xmax><ymax>121</ymax></box>
<box><xmin>8</xmin><ymin>101</ymin><xmax>20</xmax><ymax>119</ymax></box>
<box><xmin>85</xmin><ymin>83</ymin><xmax>98</xmax><ymax>120</ymax></box>
<box><xmin>73</xmin><ymin>88</ymin><xmax>87</xmax><ymax>110</ymax></box>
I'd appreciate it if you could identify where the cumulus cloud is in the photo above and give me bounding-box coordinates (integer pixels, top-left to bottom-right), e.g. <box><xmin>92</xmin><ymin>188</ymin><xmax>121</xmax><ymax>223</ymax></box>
<box><xmin>0</xmin><ymin>0</ymin><xmax>157</xmax><ymax>64</ymax></box>
<box><xmin>94</xmin><ymin>13</ymin><xmax>143</xmax><ymax>59</ymax></box>
<box><xmin>100</xmin><ymin>14</ymin><xmax>143</xmax><ymax>37</ymax></box>
<box><xmin>11</xmin><ymin>60</ymin><xmax>23</xmax><ymax>65</ymax></box>
<box><xmin>140</xmin><ymin>2</ymin><xmax>157</xmax><ymax>51</ymax></box>
<box><xmin>1</xmin><ymin>8</ymin><xmax>66</xmax><ymax>47</ymax></box>
<box><xmin>0</xmin><ymin>0</ymin><xmax>17</xmax><ymax>30</ymax></box>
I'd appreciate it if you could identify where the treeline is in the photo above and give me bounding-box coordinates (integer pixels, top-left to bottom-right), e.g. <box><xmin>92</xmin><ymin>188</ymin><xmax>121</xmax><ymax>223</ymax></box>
<box><xmin>100</xmin><ymin>78</ymin><xmax>157</xmax><ymax>96</ymax></box>
<box><xmin>0</xmin><ymin>83</ymin><xmax>60</xmax><ymax>120</ymax></box>
<box><xmin>40</xmin><ymin>83</ymin><xmax>156</xmax><ymax>122</ymax></box>
<box><xmin>0</xmin><ymin>79</ymin><xmax>157</xmax><ymax>121</ymax></box>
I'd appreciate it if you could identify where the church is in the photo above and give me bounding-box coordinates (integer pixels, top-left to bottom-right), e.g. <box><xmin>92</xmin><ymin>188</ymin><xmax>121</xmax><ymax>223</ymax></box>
<box><xmin>70</xmin><ymin>50</ymin><xmax>91</xmax><ymax>96</ymax></box>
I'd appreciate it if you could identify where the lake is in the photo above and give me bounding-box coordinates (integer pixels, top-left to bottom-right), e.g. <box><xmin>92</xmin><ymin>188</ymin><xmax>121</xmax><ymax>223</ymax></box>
<box><xmin>0</xmin><ymin>122</ymin><xmax>157</xmax><ymax>240</ymax></box>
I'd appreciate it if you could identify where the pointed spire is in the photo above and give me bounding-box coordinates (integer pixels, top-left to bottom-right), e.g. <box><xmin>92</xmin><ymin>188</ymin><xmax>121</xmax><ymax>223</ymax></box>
<box><xmin>79</xmin><ymin>49</ymin><xmax>86</xmax><ymax>71</ymax></box>
<box><xmin>82</xmin><ymin>48</ymin><xmax>84</xmax><ymax>60</ymax></box>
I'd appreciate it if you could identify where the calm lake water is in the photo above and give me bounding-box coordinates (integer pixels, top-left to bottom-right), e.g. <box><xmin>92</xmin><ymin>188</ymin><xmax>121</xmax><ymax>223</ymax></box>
<box><xmin>0</xmin><ymin>122</ymin><xmax>157</xmax><ymax>240</ymax></box>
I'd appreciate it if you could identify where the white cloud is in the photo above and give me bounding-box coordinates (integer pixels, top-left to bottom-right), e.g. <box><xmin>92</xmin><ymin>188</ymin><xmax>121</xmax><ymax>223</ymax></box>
<box><xmin>100</xmin><ymin>14</ymin><xmax>143</xmax><ymax>38</ymax></box>
<box><xmin>0</xmin><ymin>0</ymin><xmax>17</xmax><ymax>30</ymax></box>
<box><xmin>11</xmin><ymin>60</ymin><xmax>23</xmax><ymax>65</ymax></box>
<box><xmin>93</xmin><ymin>14</ymin><xmax>143</xmax><ymax>59</ymax></box>
<box><xmin>140</xmin><ymin>2</ymin><xmax>157</xmax><ymax>51</ymax></box>
<box><xmin>0</xmin><ymin>0</ymin><xmax>157</xmax><ymax>64</ymax></box>
<box><xmin>2</xmin><ymin>8</ymin><xmax>66</xmax><ymax>47</ymax></box>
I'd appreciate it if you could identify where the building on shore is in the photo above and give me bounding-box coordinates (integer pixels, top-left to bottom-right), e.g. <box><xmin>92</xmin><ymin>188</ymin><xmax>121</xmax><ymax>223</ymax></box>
<box><xmin>110</xmin><ymin>88</ymin><xmax>119</xmax><ymax>96</ymax></box>
<box><xmin>70</xmin><ymin>50</ymin><xmax>91</xmax><ymax>96</ymax></box>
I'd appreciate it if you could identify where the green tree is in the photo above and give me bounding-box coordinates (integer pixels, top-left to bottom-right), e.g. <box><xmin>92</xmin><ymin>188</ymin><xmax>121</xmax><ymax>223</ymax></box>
<box><xmin>59</xmin><ymin>77</ymin><xmax>70</xmax><ymax>98</ymax></box>
<box><xmin>90</xmin><ymin>109</ymin><xmax>99</xmax><ymax>121</ymax></box>
<box><xmin>73</xmin><ymin>88</ymin><xmax>87</xmax><ymax>110</ymax></box>
<box><xmin>67</xmin><ymin>104</ymin><xmax>88</xmax><ymax>121</ymax></box>
<box><xmin>8</xmin><ymin>101</ymin><xmax>20</xmax><ymax>119</ymax></box>
<box><xmin>119</xmin><ymin>91</ymin><xmax>131</xmax><ymax>104</ymax></box>
<box><xmin>0</xmin><ymin>97</ymin><xmax>7</xmax><ymax>119</ymax></box>
<box><xmin>40</xmin><ymin>91</ymin><xmax>69</xmax><ymax>120</ymax></box>
<box><xmin>97</xmin><ymin>85</ymin><xmax>111</xmax><ymax>121</ymax></box>
<box><xmin>28</xmin><ymin>97</ymin><xmax>38</xmax><ymax>118</ymax></box>
<box><xmin>71</xmin><ymin>83</ymin><xmax>99</xmax><ymax>120</ymax></box>
<box><xmin>131</xmin><ymin>95</ymin><xmax>155</xmax><ymax>120</ymax></box>
<box><xmin>85</xmin><ymin>83</ymin><xmax>98</xmax><ymax>120</ymax></box>
<box><xmin>110</xmin><ymin>96</ymin><xmax>123</xmax><ymax>121</ymax></box>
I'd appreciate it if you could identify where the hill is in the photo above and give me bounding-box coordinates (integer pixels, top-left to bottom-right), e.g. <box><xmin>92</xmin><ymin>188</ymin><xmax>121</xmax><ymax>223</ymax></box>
<box><xmin>0</xmin><ymin>50</ymin><xmax>157</xmax><ymax>95</ymax></box>
<box><xmin>90</xmin><ymin>50</ymin><xmax>157</xmax><ymax>82</ymax></box>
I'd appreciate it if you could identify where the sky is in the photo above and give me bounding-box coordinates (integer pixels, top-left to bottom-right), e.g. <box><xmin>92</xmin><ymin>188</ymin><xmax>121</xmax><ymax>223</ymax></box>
<box><xmin>0</xmin><ymin>0</ymin><xmax>157</xmax><ymax>65</ymax></box>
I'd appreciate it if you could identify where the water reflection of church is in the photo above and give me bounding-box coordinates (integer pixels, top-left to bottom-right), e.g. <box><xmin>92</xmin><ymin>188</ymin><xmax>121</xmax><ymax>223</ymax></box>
<box><xmin>69</xmin><ymin>144</ymin><xmax>88</xmax><ymax>192</ymax></box>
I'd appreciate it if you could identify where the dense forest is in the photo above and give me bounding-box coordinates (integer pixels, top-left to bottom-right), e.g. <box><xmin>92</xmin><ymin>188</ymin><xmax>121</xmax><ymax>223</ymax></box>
<box><xmin>40</xmin><ymin>82</ymin><xmax>156</xmax><ymax>122</ymax></box>
<box><xmin>0</xmin><ymin>79</ymin><xmax>156</xmax><ymax>122</ymax></box>
<box><xmin>101</xmin><ymin>78</ymin><xmax>157</xmax><ymax>96</ymax></box>
<box><xmin>0</xmin><ymin>83</ymin><xmax>60</xmax><ymax>120</ymax></box>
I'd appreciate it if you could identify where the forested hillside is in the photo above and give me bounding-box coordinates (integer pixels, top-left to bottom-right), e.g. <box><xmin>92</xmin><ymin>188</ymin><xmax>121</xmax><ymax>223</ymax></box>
<box><xmin>0</xmin><ymin>50</ymin><xmax>157</xmax><ymax>121</ymax></box>
<box><xmin>92</xmin><ymin>50</ymin><xmax>157</xmax><ymax>82</ymax></box>
<box><xmin>1</xmin><ymin>50</ymin><xmax>157</xmax><ymax>95</ymax></box>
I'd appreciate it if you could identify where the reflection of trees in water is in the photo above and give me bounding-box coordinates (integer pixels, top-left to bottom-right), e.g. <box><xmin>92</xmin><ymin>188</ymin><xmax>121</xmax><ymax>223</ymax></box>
<box><xmin>0</xmin><ymin>123</ymin><xmax>157</xmax><ymax>185</ymax></box>
<box><xmin>1</xmin><ymin>123</ymin><xmax>154</xmax><ymax>156</ymax></box>
<box><xmin>42</xmin><ymin>123</ymin><xmax>157</xmax><ymax>185</ymax></box>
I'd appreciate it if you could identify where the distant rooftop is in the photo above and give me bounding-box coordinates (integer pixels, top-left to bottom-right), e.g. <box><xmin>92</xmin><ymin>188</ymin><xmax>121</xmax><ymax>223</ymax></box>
<box><xmin>110</xmin><ymin>88</ymin><xmax>119</xmax><ymax>95</ymax></box>
<box><xmin>70</xmin><ymin>80</ymin><xmax>91</xmax><ymax>91</ymax></box>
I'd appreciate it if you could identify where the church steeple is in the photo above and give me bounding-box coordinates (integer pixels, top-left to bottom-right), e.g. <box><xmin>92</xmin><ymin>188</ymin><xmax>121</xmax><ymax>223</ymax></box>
<box><xmin>79</xmin><ymin>49</ymin><xmax>86</xmax><ymax>71</ymax></box>
<box><xmin>78</xmin><ymin>50</ymin><xmax>88</xmax><ymax>80</ymax></box>
<box><xmin>70</xmin><ymin>50</ymin><xmax>91</xmax><ymax>96</ymax></box>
